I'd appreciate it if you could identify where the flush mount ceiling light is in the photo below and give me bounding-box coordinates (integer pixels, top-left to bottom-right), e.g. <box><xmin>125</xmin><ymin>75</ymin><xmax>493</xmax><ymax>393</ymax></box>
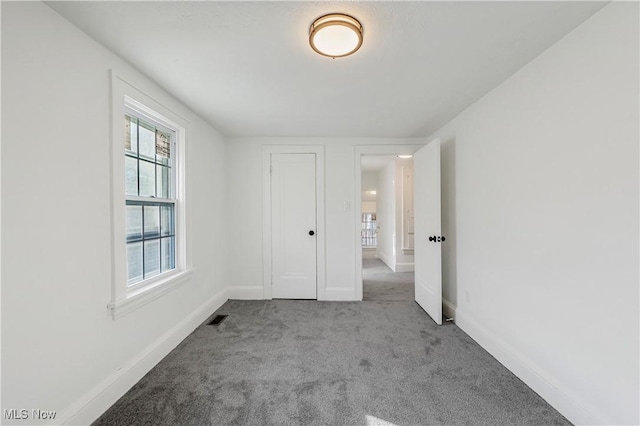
<box><xmin>397</xmin><ymin>155</ymin><xmax>413</xmax><ymax>159</ymax></box>
<box><xmin>309</xmin><ymin>13</ymin><xmax>363</xmax><ymax>58</ymax></box>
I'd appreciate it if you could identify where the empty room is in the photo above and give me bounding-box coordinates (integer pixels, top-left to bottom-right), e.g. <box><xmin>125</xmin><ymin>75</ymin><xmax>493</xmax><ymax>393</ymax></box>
<box><xmin>1</xmin><ymin>1</ymin><xmax>638</xmax><ymax>425</ymax></box>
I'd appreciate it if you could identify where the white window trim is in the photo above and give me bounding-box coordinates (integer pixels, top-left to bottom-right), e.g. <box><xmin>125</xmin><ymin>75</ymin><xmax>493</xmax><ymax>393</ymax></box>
<box><xmin>108</xmin><ymin>71</ymin><xmax>192</xmax><ymax>319</ymax></box>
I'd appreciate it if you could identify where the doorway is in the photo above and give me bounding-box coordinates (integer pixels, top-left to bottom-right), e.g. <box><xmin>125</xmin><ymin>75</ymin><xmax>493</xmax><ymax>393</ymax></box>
<box><xmin>355</xmin><ymin>142</ymin><xmax>443</xmax><ymax>324</ymax></box>
<box><xmin>360</xmin><ymin>154</ymin><xmax>415</xmax><ymax>301</ymax></box>
<box><xmin>355</xmin><ymin>146</ymin><xmax>421</xmax><ymax>301</ymax></box>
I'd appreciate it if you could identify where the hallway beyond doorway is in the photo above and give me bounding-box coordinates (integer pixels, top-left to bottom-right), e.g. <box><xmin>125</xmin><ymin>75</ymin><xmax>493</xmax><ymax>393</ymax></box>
<box><xmin>362</xmin><ymin>258</ymin><xmax>414</xmax><ymax>301</ymax></box>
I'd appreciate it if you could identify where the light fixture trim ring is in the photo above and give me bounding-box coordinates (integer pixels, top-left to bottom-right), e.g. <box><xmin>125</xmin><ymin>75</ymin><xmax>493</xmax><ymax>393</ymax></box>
<box><xmin>309</xmin><ymin>13</ymin><xmax>364</xmax><ymax>58</ymax></box>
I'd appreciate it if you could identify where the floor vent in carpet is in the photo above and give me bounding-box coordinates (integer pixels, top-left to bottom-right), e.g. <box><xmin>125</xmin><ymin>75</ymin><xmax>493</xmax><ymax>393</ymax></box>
<box><xmin>208</xmin><ymin>314</ymin><xmax>228</xmax><ymax>326</ymax></box>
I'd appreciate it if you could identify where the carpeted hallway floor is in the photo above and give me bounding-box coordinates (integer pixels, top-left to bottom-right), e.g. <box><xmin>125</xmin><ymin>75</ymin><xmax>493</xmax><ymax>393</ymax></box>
<box><xmin>94</xmin><ymin>298</ymin><xmax>570</xmax><ymax>425</ymax></box>
<box><xmin>362</xmin><ymin>258</ymin><xmax>414</xmax><ymax>302</ymax></box>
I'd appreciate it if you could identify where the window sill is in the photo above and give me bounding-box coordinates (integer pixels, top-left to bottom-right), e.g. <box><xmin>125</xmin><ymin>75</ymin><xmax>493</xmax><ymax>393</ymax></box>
<box><xmin>108</xmin><ymin>269</ymin><xmax>194</xmax><ymax>319</ymax></box>
<box><xmin>402</xmin><ymin>248</ymin><xmax>414</xmax><ymax>254</ymax></box>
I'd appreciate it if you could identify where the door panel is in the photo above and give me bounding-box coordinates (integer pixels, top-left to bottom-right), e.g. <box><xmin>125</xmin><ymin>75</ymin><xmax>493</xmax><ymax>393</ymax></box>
<box><xmin>414</xmin><ymin>140</ymin><xmax>443</xmax><ymax>325</ymax></box>
<box><xmin>271</xmin><ymin>153</ymin><xmax>317</xmax><ymax>299</ymax></box>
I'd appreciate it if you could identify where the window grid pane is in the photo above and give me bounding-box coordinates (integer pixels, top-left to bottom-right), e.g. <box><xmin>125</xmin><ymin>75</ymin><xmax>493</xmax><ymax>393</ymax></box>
<box><xmin>139</xmin><ymin>160</ymin><xmax>156</xmax><ymax>197</ymax></box>
<box><xmin>144</xmin><ymin>239</ymin><xmax>161</xmax><ymax>279</ymax></box>
<box><xmin>125</xmin><ymin>112</ymin><xmax>176</xmax><ymax>287</ymax></box>
<box><xmin>156</xmin><ymin>165</ymin><xmax>170</xmax><ymax>199</ymax></box>
<box><xmin>125</xmin><ymin>156</ymin><xmax>139</xmax><ymax>196</ymax></box>
<box><xmin>126</xmin><ymin>205</ymin><xmax>143</xmax><ymax>242</ymax></box>
<box><xmin>124</xmin><ymin>114</ymin><xmax>173</xmax><ymax>200</ymax></box>
<box><xmin>361</xmin><ymin>213</ymin><xmax>377</xmax><ymax>247</ymax></box>
<box><xmin>126</xmin><ymin>242</ymin><xmax>143</xmax><ymax>284</ymax></box>
<box><xmin>138</xmin><ymin>122</ymin><xmax>156</xmax><ymax>160</ymax></box>
<box><xmin>160</xmin><ymin>205</ymin><xmax>173</xmax><ymax>237</ymax></box>
<box><xmin>125</xmin><ymin>201</ymin><xmax>176</xmax><ymax>286</ymax></box>
<box><xmin>143</xmin><ymin>205</ymin><xmax>160</xmax><ymax>238</ymax></box>
<box><xmin>161</xmin><ymin>237</ymin><xmax>175</xmax><ymax>272</ymax></box>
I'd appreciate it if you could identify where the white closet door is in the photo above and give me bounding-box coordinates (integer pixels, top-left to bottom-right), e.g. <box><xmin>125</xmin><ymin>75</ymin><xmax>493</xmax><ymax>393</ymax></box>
<box><xmin>271</xmin><ymin>153</ymin><xmax>317</xmax><ymax>299</ymax></box>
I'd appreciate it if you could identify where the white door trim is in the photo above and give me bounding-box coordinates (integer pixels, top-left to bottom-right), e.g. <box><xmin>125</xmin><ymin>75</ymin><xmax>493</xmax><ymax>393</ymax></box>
<box><xmin>263</xmin><ymin>145</ymin><xmax>326</xmax><ymax>300</ymax></box>
<box><xmin>354</xmin><ymin>144</ymin><xmax>425</xmax><ymax>301</ymax></box>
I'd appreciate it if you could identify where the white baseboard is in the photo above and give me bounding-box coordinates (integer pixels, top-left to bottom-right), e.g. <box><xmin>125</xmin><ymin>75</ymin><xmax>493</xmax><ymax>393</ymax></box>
<box><xmin>455</xmin><ymin>310</ymin><xmax>610</xmax><ymax>426</ymax></box>
<box><xmin>59</xmin><ymin>288</ymin><xmax>229</xmax><ymax>425</ymax></box>
<box><xmin>227</xmin><ymin>285</ymin><xmax>264</xmax><ymax>300</ymax></box>
<box><xmin>442</xmin><ymin>298</ymin><xmax>456</xmax><ymax>320</ymax></box>
<box><xmin>394</xmin><ymin>262</ymin><xmax>414</xmax><ymax>272</ymax></box>
<box><xmin>323</xmin><ymin>287</ymin><xmax>356</xmax><ymax>301</ymax></box>
<box><xmin>362</xmin><ymin>248</ymin><xmax>378</xmax><ymax>259</ymax></box>
<box><xmin>378</xmin><ymin>252</ymin><xmax>396</xmax><ymax>271</ymax></box>
<box><xmin>226</xmin><ymin>286</ymin><xmax>357</xmax><ymax>301</ymax></box>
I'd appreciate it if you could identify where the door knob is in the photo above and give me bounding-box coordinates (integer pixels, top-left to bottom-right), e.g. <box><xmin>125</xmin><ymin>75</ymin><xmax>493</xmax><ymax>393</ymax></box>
<box><xmin>309</xmin><ymin>230</ymin><xmax>315</xmax><ymax>236</ymax></box>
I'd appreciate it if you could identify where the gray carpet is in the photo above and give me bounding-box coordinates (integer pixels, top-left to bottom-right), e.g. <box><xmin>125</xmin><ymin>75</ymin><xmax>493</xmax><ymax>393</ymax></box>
<box><xmin>363</xmin><ymin>258</ymin><xmax>414</xmax><ymax>302</ymax></box>
<box><xmin>94</xmin><ymin>300</ymin><xmax>570</xmax><ymax>426</ymax></box>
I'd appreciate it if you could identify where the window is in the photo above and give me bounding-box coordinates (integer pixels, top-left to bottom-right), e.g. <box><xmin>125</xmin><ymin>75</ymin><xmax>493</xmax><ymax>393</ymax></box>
<box><xmin>124</xmin><ymin>114</ymin><xmax>176</xmax><ymax>286</ymax></box>
<box><xmin>361</xmin><ymin>213</ymin><xmax>377</xmax><ymax>247</ymax></box>
<box><xmin>108</xmin><ymin>71</ymin><xmax>191</xmax><ymax>319</ymax></box>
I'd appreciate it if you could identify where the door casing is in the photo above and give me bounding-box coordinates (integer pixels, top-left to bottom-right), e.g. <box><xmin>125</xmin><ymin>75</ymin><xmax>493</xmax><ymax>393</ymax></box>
<box><xmin>354</xmin><ymin>144</ymin><xmax>425</xmax><ymax>301</ymax></box>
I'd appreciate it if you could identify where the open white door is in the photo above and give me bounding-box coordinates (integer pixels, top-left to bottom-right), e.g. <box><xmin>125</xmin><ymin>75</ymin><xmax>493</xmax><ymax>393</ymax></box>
<box><xmin>413</xmin><ymin>139</ymin><xmax>443</xmax><ymax>325</ymax></box>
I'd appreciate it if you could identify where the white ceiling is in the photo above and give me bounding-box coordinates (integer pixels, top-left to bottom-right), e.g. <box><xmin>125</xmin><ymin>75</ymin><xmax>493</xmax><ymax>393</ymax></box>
<box><xmin>362</xmin><ymin>191</ymin><xmax>377</xmax><ymax>202</ymax></box>
<box><xmin>47</xmin><ymin>1</ymin><xmax>605</xmax><ymax>138</ymax></box>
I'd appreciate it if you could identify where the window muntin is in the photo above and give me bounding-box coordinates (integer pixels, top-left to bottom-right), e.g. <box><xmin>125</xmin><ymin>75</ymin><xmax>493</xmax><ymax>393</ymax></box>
<box><xmin>124</xmin><ymin>114</ymin><xmax>176</xmax><ymax>286</ymax></box>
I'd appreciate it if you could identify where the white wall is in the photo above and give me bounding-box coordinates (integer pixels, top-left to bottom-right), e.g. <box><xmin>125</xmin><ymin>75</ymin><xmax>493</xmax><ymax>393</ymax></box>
<box><xmin>394</xmin><ymin>158</ymin><xmax>414</xmax><ymax>271</ymax></box>
<box><xmin>376</xmin><ymin>161</ymin><xmax>396</xmax><ymax>269</ymax></box>
<box><xmin>373</xmin><ymin>159</ymin><xmax>414</xmax><ymax>272</ymax></box>
<box><xmin>226</xmin><ymin>137</ymin><xmax>426</xmax><ymax>300</ymax></box>
<box><xmin>433</xmin><ymin>3</ymin><xmax>639</xmax><ymax>424</ymax></box>
<box><xmin>361</xmin><ymin>201</ymin><xmax>377</xmax><ymax>213</ymax></box>
<box><xmin>361</xmin><ymin>172</ymin><xmax>378</xmax><ymax>192</ymax></box>
<box><xmin>361</xmin><ymin>171</ymin><xmax>378</xmax><ymax>213</ymax></box>
<box><xmin>1</xmin><ymin>2</ymin><xmax>229</xmax><ymax>424</ymax></box>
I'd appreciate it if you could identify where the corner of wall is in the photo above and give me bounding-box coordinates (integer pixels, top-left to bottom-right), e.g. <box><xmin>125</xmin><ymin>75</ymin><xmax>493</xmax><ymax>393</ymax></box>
<box><xmin>58</xmin><ymin>288</ymin><xmax>229</xmax><ymax>425</ymax></box>
<box><xmin>227</xmin><ymin>286</ymin><xmax>265</xmax><ymax>300</ymax></box>
<box><xmin>442</xmin><ymin>298</ymin><xmax>456</xmax><ymax>320</ymax></box>
<box><xmin>377</xmin><ymin>251</ymin><xmax>396</xmax><ymax>272</ymax></box>
<box><xmin>455</xmin><ymin>309</ymin><xmax>611</xmax><ymax>425</ymax></box>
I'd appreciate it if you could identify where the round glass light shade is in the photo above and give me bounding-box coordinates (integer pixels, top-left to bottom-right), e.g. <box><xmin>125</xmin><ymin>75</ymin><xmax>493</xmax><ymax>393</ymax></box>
<box><xmin>309</xmin><ymin>14</ymin><xmax>363</xmax><ymax>58</ymax></box>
